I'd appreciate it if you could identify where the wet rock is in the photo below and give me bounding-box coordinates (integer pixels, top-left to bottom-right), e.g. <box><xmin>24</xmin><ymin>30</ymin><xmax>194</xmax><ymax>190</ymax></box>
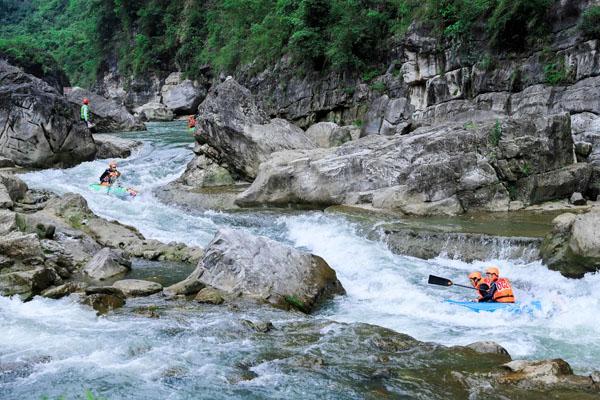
<box><xmin>113</xmin><ymin>279</ymin><xmax>162</xmax><ymax>297</ymax></box>
<box><xmin>240</xmin><ymin>319</ymin><xmax>274</xmax><ymax>333</ymax></box>
<box><xmin>575</xmin><ymin>141</ymin><xmax>593</xmax><ymax>159</ymax></box>
<box><xmin>466</xmin><ymin>341</ymin><xmax>511</xmax><ymax>359</ymax></box>
<box><xmin>194</xmin><ymin>287</ymin><xmax>224</xmax><ymax>304</ymax></box>
<box><xmin>85</xmin><ymin>286</ymin><xmax>125</xmax><ymax>296</ymax></box>
<box><xmin>83</xmin><ymin>248</ymin><xmax>131</xmax><ymax>281</ymax></box>
<box><xmin>541</xmin><ymin>210</ymin><xmax>600</xmax><ymax>277</ymax></box>
<box><xmin>569</xmin><ymin>192</ymin><xmax>587</xmax><ymax>206</ymax></box>
<box><xmin>304</xmin><ymin>122</ymin><xmax>352</xmax><ymax>148</ymax></box>
<box><xmin>41</xmin><ymin>282</ymin><xmax>85</xmax><ymax>299</ymax></box>
<box><xmin>82</xmin><ymin>293</ymin><xmax>125</xmax><ymax>314</ymax></box>
<box><xmin>0</xmin><ymin>60</ymin><xmax>96</xmax><ymax>168</ymax></box>
<box><xmin>178</xmin><ymin>154</ymin><xmax>234</xmax><ymax>187</ymax></box>
<box><xmin>134</xmin><ymin>102</ymin><xmax>173</xmax><ymax>122</ymax></box>
<box><xmin>163</xmin><ymin>268</ymin><xmax>205</xmax><ymax>297</ymax></box>
<box><xmin>93</xmin><ymin>134</ymin><xmax>143</xmax><ymax>159</ymax></box>
<box><xmin>195</xmin><ymin>78</ymin><xmax>315</xmax><ymax>180</ymax></box>
<box><xmin>160</xmin><ymin>72</ymin><xmax>206</xmax><ymax>114</ymax></box>
<box><xmin>66</xmin><ymin>87</ymin><xmax>145</xmax><ymax>132</ymax></box>
<box><xmin>0</xmin><ymin>157</ymin><xmax>15</xmax><ymax>168</ymax></box>
<box><xmin>197</xmin><ymin>228</ymin><xmax>345</xmax><ymax>313</ymax></box>
<box><xmin>0</xmin><ymin>173</ymin><xmax>28</xmax><ymax>203</ymax></box>
<box><xmin>0</xmin><ymin>267</ymin><xmax>58</xmax><ymax>297</ymax></box>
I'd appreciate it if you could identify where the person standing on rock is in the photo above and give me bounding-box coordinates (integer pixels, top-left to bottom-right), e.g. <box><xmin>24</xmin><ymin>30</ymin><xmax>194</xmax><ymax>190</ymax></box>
<box><xmin>478</xmin><ymin>267</ymin><xmax>515</xmax><ymax>303</ymax></box>
<box><xmin>81</xmin><ymin>98</ymin><xmax>93</xmax><ymax>128</ymax></box>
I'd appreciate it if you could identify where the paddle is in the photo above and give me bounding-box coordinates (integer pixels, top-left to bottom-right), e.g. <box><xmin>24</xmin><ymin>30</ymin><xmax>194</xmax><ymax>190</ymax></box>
<box><xmin>428</xmin><ymin>275</ymin><xmax>480</xmax><ymax>291</ymax></box>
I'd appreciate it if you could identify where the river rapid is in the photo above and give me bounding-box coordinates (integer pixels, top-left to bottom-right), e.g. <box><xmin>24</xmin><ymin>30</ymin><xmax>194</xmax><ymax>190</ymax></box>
<box><xmin>3</xmin><ymin>122</ymin><xmax>599</xmax><ymax>399</ymax></box>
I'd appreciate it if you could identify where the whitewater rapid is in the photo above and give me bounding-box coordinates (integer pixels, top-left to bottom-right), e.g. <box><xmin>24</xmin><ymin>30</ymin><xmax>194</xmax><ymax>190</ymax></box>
<box><xmin>10</xmin><ymin>122</ymin><xmax>600</xmax><ymax>381</ymax></box>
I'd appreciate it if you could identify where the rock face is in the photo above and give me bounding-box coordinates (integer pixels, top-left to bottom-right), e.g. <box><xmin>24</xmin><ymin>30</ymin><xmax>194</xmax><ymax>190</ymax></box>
<box><xmin>541</xmin><ymin>210</ymin><xmax>600</xmax><ymax>277</ymax></box>
<box><xmin>195</xmin><ymin>228</ymin><xmax>345</xmax><ymax>312</ymax></box>
<box><xmin>66</xmin><ymin>87</ymin><xmax>145</xmax><ymax>132</ymax></box>
<box><xmin>134</xmin><ymin>102</ymin><xmax>174</xmax><ymax>122</ymax></box>
<box><xmin>83</xmin><ymin>248</ymin><xmax>132</xmax><ymax>281</ymax></box>
<box><xmin>304</xmin><ymin>122</ymin><xmax>353</xmax><ymax>148</ymax></box>
<box><xmin>93</xmin><ymin>134</ymin><xmax>143</xmax><ymax>159</ymax></box>
<box><xmin>195</xmin><ymin>79</ymin><xmax>316</xmax><ymax>180</ymax></box>
<box><xmin>0</xmin><ymin>60</ymin><xmax>96</xmax><ymax>168</ymax></box>
<box><xmin>160</xmin><ymin>72</ymin><xmax>207</xmax><ymax>114</ymax></box>
<box><xmin>237</xmin><ymin>114</ymin><xmax>586</xmax><ymax>215</ymax></box>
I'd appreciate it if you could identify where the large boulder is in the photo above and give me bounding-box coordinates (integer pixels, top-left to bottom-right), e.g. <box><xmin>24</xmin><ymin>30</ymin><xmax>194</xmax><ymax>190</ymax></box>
<box><xmin>540</xmin><ymin>210</ymin><xmax>600</xmax><ymax>277</ymax></box>
<box><xmin>83</xmin><ymin>248</ymin><xmax>131</xmax><ymax>281</ymax></box>
<box><xmin>134</xmin><ymin>102</ymin><xmax>174</xmax><ymax>122</ymax></box>
<box><xmin>161</xmin><ymin>72</ymin><xmax>207</xmax><ymax>114</ymax></box>
<box><xmin>195</xmin><ymin>78</ymin><xmax>315</xmax><ymax>180</ymax></box>
<box><xmin>195</xmin><ymin>228</ymin><xmax>345</xmax><ymax>312</ymax></box>
<box><xmin>113</xmin><ymin>279</ymin><xmax>162</xmax><ymax>297</ymax></box>
<box><xmin>237</xmin><ymin>114</ymin><xmax>582</xmax><ymax>215</ymax></box>
<box><xmin>66</xmin><ymin>87</ymin><xmax>145</xmax><ymax>132</ymax></box>
<box><xmin>93</xmin><ymin>134</ymin><xmax>142</xmax><ymax>159</ymax></box>
<box><xmin>0</xmin><ymin>60</ymin><xmax>96</xmax><ymax>168</ymax></box>
<box><xmin>304</xmin><ymin>122</ymin><xmax>352</xmax><ymax>148</ymax></box>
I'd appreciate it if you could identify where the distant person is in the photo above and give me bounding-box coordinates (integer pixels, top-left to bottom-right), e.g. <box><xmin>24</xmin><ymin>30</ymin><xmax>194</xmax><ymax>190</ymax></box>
<box><xmin>187</xmin><ymin>115</ymin><xmax>196</xmax><ymax>132</ymax></box>
<box><xmin>99</xmin><ymin>162</ymin><xmax>121</xmax><ymax>186</ymax></box>
<box><xmin>468</xmin><ymin>271</ymin><xmax>490</xmax><ymax>301</ymax></box>
<box><xmin>81</xmin><ymin>98</ymin><xmax>93</xmax><ymax>128</ymax></box>
<box><xmin>478</xmin><ymin>267</ymin><xmax>515</xmax><ymax>303</ymax></box>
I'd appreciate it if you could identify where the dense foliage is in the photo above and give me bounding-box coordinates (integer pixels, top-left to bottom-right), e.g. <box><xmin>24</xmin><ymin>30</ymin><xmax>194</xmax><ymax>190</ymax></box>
<box><xmin>0</xmin><ymin>0</ymin><xmax>573</xmax><ymax>87</ymax></box>
<box><xmin>580</xmin><ymin>6</ymin><xmax>600</xmax><ymax>39</ymax></box>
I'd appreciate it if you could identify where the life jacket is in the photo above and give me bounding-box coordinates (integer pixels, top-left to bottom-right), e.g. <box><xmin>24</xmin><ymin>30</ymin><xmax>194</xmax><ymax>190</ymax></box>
<box><xmin>476</xmin><ymin>278</ymin><xmax>491</xmax><ymax>300</ymax></box>
<box><xmin>81</xmin><ymin>104</ymin><xmax>90</xmax><ymax>121</ymax></box>
<box><xmin>101</xmin><ymin>170</ymin><xmax>119</xmax><ymax>183</ymax></box>
<box><xmin>492</xmin><ymin>277</ymin><xmax>515</xmax><ymax>303</ymax></box>
<box><xmin>187</xmin><ymin>116</ymin><xmax>196</xmax><ymax>129</ymax></box>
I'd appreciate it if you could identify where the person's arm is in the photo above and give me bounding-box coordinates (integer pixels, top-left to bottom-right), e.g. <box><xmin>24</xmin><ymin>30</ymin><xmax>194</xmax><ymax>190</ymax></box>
<box><xmin>479</xmin><ymin>282</ymin><xmax>496</xmax><ymax>302</ymax></box>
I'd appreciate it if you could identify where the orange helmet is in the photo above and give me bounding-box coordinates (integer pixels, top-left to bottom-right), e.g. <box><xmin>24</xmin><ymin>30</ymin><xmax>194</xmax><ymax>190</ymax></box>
<box><xmin>83</xmin><ymin>98</ymin><xmax>89</xmax><ymax>105</ymax></box>
<box><xmin>485</xmin><ymin>266</ymin><xmax>499</xmax><ymax>277</ymax></box>
<box><xmin>468</xmin><ymin>271</ymin><xmax>482</xmax><ymax>286</ymax></box>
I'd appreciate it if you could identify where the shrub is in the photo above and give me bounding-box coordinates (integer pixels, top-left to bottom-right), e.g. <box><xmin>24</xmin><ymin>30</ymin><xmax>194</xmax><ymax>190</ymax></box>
<box><xmin>580</xmin><ymin>6</ymin><xmax>600</xmax><ymax>39</ymax></box>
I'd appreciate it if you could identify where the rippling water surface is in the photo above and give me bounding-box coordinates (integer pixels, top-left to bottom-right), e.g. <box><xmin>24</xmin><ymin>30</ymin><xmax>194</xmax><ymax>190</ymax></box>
<box><xmin>3</xmin><ymin>122</ymin><xmax>598</xmax><ymax>399</ymax></box>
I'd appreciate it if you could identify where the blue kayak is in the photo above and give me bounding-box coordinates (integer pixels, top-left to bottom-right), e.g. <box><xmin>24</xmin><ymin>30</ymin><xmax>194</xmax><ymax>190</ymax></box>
<box><xmin>445</xmin><ymin>299</ymin><xmax>542</xmax><ymax>314</ymax></box>
<box><xmin>89</xmin><ymin>183</ymin><xmax>138</xmax><ymax>198</ymax></box>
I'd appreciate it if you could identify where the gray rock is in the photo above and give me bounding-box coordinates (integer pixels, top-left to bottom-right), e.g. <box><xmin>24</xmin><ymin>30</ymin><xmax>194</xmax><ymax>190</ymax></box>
<box><xmin>178</xmin><ymin>154</ymin><xmax>234</xmax><ymax>187</ymax></box>
<box><xmin>194</xmin><ymin>287</ymin><xmax>224</xmax><ymax>304</ymax></box>
<box><xmin>196</xmin><ymin>228</ymin><xmax>345</xmax><ymax>312</ymax></box>
<box><xmin>161</xmin><ymin>72</ymin><xmax>206</xmax><ymax>114</ymax></box>
<box><xmin>541</xmin><ymin>210</ymin><xmax>600</xmax><ymax>277</ymax></box>
<box><xmin>574</xmin><ymin>141</ymin><xmax>592</xmax><ymax>159</ymax></box>
<box><xmin>0</xmin><ymin>173</ymin><xmax>28</xmax><ymax>203</ymax></box>
<box><xmin>113</xmin><ymin>279</ymin><xmax>162</xmax><ymax>297</ymax></box>
<box><xmin>237</xmin><ymin>115</ymin><xmax>576</xmax><ymax>214</ymax></box>
<box><xmin>41</xmin><ymin>282</ymin><xmax>85</xmax><ymax>299</ymax></box>
<box><xmin>0</xmin><ymin>184</ymin><xmax>12</xmax><ymax>209</ymax></box>
<box><xmin>93</xmin><ymin>134</ymin><xmax>142</xmax><ymax>159</ymax></box>
<box><xmin>195</xmin><ymin>79</ymin><xmax>315</xmax><ymax>180</ymax></box>
<box><xmin>134</xmin><ymin>102</ymin><xmax>174</xmax><ymax>122</ymax></box>
<box><xmin>163</xmin><ymin>265</ymin><xmax>204</xmax><ymax>297</ymax></box>
<box><xmin>0</xmin><ymin>157</ymin><xmax>15</xmax><ymax>168</ymax></box>
<box><xmin>0</xmin><ymin>267</ymin><xmax>58</xmax><ymax>297</ymax></box>
<box><xmin>85</xmin><ymin>286</ymin><xmax>125</xmax><ymax>296</ymax></box>
<box><xmin>82</xmin><ymin>293</ymin><xmax>125</xmax><ymax>314</ymax></box>
<box><xmin>304</xmin><ymin>122</ymin><xmax>351</xmax><ymax>148</ymax></box>
<box><xmin>502</xmin><ymin>359</ymin><xmax>573</xmax><ymax>385</ymax></box>
<box><xmin>466</xmin><ymin>341</ymin><xmax>511</xmax><ymax>359</ymax></box>
<box><xmin>66</xmin><ymin>87</ymin><xmax>145</xmax><ymax>132</ymax></box>
<box><xmin>569</xmin><ymin>192</ymin><xmax>586</xmax><ymax>206</ymax></box>
<box><xmin>0</xmin><ymin>60</ymin><xmax>96</xmax><ymax>168</ymax></box>
<box><xmin>83</xmin><ymin>248</ymin><xmax>131</xmax><ymax>281</ymax></box>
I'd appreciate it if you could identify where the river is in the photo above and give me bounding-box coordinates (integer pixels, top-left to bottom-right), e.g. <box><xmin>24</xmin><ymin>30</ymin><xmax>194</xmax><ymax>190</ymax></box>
<box><xmin>2</xmin><ymin>122</ymin><xmax>599</xmax><ymax>399</ymax></box>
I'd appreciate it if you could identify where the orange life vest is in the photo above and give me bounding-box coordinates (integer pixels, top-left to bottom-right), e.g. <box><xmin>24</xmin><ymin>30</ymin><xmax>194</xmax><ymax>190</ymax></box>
<box><xmin>492</xmin><ymin>277</ymin><xmax>515</xmax><ymax>303</ymax></box>
<box><xmin>476</xmin><ymin>277</ymin><xmax>491</xmax><ymax>300</ymax></box>
<box><xmin>187</xmin><ymin>116</ymin><xmax>196</xmax><ymax>129</ymax></box>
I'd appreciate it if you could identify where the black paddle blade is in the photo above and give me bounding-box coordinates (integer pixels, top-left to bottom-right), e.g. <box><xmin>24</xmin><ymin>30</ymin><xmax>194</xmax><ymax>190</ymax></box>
<box><xmin>428</xmin><ymin>275</ymin><xmax>453</xmax><ymax>287</ymax></box>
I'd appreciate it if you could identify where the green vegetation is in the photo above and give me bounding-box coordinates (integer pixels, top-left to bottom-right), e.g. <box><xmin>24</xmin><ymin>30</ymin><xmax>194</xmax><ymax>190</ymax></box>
<box><xmin>580</xmin><ymin>6</ymin><xmax>600</xmax><ymax>39</ymax></box>
<box><xmin>0</xmin><ymin>0</ymin><xmax>558</xmax><ymax>87</ymax></box>
<box><xmin>285</xmin><ymin>295</ymin><xmax>308</xmax><ymax>312</ymax></box>
<box><xmin>544</xmin><ymin>59</ymin><xmax>572</xmax><ymax>86</ymax></box>
<box><xmin>489</xmin><ymin>120</ymin><xmax>502</xmax><ymax>146</ymax></box>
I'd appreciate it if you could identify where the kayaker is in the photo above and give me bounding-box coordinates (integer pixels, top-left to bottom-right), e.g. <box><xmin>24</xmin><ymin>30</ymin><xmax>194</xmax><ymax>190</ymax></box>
<box><xmin>81</xmin><ymin>98</ymin><xmax>92</xmax><ymax>128</ymax></box>
<box><xmin>478</xmin><ymin>267</ymin><xmax>515</xmax><ymax>303</ymax></box>
<box><xmin>99</xmin><ymin>161</ymin><xmax>121</xmax><ymax>186</ymax></box>
<box><xmin>468</xmin><ymin>271</ymin><xmax>490</xmax><ymax>301</ymax></box>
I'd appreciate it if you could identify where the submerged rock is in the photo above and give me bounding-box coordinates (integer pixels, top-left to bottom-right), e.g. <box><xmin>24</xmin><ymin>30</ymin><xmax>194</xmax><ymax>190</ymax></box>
<box><xmin>541</xmin><ymin>210</ymin><xmax>600</xmax><ymax>277</ymax></box>
<box><xmin>0</xmin><ymin>60</ymin><xmax>96</xmax><ymax>168</ymax></box>
<box><xmin>194</xmin><ymin>286</ymin><xmax>224</xmax><ymax>304</ymax></box>
<box><xmin>196</xmin><ymin>228</ymin><xmax>345</xmax><ymax>312</ymax></box>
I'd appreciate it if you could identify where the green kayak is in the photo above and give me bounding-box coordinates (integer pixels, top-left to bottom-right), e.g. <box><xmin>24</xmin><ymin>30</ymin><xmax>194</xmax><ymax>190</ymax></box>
<box><xmin>89</xmin><ymin>183</ymin><xmax>137</xmax><ymax>197</ymax></box>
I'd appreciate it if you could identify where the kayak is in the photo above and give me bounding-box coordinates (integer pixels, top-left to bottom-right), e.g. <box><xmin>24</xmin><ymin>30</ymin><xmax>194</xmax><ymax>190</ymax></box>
<box><xmin>89</xmin><ymin>183</ymin><xmax>137</xmax><ymax>197</ymax></box>
<box><xmin>444</xmin><ymin>299</ymin><xmax>542</xmax><ymax>315</ymax></box>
